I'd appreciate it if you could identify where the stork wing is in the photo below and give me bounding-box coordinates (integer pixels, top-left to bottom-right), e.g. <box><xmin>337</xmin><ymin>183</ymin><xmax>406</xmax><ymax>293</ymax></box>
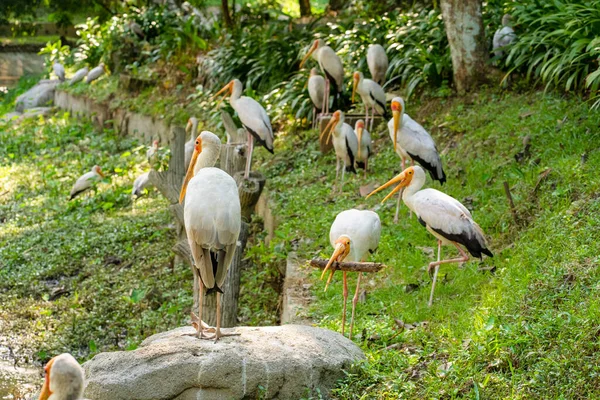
<box><xmin>412</xmin><ymin>189</ymin><xmax>473</xmax><ymax>234</ymax></box>
<box><xmin>319</xmin><ymin>47</ymin><xmax>344</xmax><ymax>89</ymax></box>
<box><xmin>236</xmin><ymin>97</ymin><xmax>273</xmax><ymax>150</ymax></box>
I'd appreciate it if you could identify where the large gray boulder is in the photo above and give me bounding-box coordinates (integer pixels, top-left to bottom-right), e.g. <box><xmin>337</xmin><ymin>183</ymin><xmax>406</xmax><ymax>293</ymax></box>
<box><xmin>15</xmin><ymin>80</ymin><xmax>60</xmax><ymax>112</ymax></box>
<box><xmin>83</xmin><ymin>325</ymin><xmax>363</xmax><ymax>400</ymax></box>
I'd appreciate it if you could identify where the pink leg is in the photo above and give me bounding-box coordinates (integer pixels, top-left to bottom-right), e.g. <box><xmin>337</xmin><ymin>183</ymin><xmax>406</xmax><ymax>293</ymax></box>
<box><xmin>341</xmin><ymin>271</ymin><xmax>348</xmax><ymax>336</ymax></box>
<box><xmin>349</xmin><ymin>272</ymin><xmax>362</xmax><ymax>340</ymax></box>
<box><xmin>323</xmin><ymin>79</ymin><xmax>330</xmax><ymax>114</ymax></box>
<box><xmin>370</xmin><ymin>105</ymin><xmax>375</xmax><ymax>131</ymax></box>
<box><xmin>244</xmin><ymin>133</ymin><xmax>254</xmax><ymax>179</ymax></box>
<box><xmin>394</xmin><ymin>159</ymin><xmax>406</xmax><ymax>224</ymax></box>
<box><xmin>428</xmin><ymin>241</ymin><xmax>469</xmax><ymax>307</ymax></box>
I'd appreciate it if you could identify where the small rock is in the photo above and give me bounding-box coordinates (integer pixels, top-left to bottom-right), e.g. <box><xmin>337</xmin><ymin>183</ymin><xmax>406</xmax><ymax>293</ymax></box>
<box><xmin>359</xmin><ymin>183</ymin><xmax>375</xmax><ymax>197</ymax></box>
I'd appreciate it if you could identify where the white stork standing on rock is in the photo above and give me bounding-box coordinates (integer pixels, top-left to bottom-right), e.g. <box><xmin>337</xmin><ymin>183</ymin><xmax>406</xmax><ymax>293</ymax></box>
<box><xmin>354</xmin><ymin>119</ymin><xmax>372</xmax><ymax>179</ymax></box>
<box><xmin>53</xmin><ymin>62</ymin><xmax>65</xmax><ymax>82</ymax></box>
<box><xmin>38</xmin><ymin>353</ymin><xmax>84</xmax><ymax>400</ymax></box>
<box><xmin>368</xmin><ymin>166</ymin><xmax>493</xmax><ymax>307</ymax></box>
<box><xmin>321</xmin><ymin>110</ymin><xmax>358</xmax><ymax>193</ymax></box>
<box><xmin>352</xmin><ymin>71</ymin><xmax>387</xmax><ymax>131</ymax></box>
<box><xmin>308</xmin><ymin>68</ymin><xmax>325</xmax><ymax>130</ymax></box>
<box><xmin>179</xmin><ymin>131</ymin><xmax>241</xmax><ymax>341</ymax></box>
<box><xmin>300</xmin><ymin>39</ymin><xmax>344</xmax><ymax>114</ymax></box>
<box><xmin>69</xmin><ymin>66</ymin><xmax>88</xmax><ymax>85</ymax></box>
<box><xmin>320</xmin><ymin>209</ymin><xmax>381</xmax><ymax>339</ymax></box>
<box><xmin>388</xmin><ymin>97</ymin><xmax>446</xmax><ymax>223</ymax></box>
<box><xmin>367</xmin><ymin>44</ymin><xmax>388</xmax><ymax>86</ymax></box>
<box><xmin>69</xmin><ymin>165</ymin><xmax>104</xmax><ymax>200</ymax></box>
<box><xmin>215</xmin><ymin>79</ymin><xmax>274</xmax><ymax>179</ymax></box>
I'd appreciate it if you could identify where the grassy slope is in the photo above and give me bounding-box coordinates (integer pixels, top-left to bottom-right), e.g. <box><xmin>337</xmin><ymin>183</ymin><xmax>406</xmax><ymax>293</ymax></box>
<box><xmin>260</xmin><ymin>89</ymin><xmax>600</xmax><ymax>398</ymax></box>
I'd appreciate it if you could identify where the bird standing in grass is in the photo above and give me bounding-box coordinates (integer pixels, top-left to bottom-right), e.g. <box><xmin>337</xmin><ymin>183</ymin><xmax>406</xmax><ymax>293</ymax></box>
<box><xmin>352</xmin><ymin>71</ymin><xmax>387</xmax><ymax>131</ymax></box>
<box><xmin>38</xmin><ymin>353</ymin><xmax>84</xmax><ymax>400</ymax></box>
<box><xmin>69</xmin><ymin>165</ymin><xmax>104</xmax><ymax>200</ymax></box>
<box><xmin>215</xmin><ymin>79</ymin><xmax>274</xmax><ymax>179</ymax></box>
<box><xmin>321</xmin><ymin>110</ymin><xmax>358</xmax><ymax>193</ymax></box>
<box><xmin>86</xmin><ymin>63</ymin><xmax>106</xmax><ymax>84</ymax></box>
<box><xmin>366</xmin><ymin>44</ymin><xmax>388</xmax><ymax>86</ymax></box>
<box><xmin>308</xmin><ymin>68</ymin><xmax>325</xmax><ymax>130</ymax></box>
<box><xmin>53</xmin><ymin>62</ymin><xmax>65</xmax><ymax>82</ymax></box>
<box><xmin>69</xmin><ymin>67</ymin><xmax>88</xmax><ymax>86</ymax></box>
<box><xmin>321</xmin><ymin>209</ymin><xmax>381</xmax><ymax>339</ymax></box>
<box><xmin>179</xmin><ymin>131</ymin><xmax>241</xmax><ymax>341</ymax></box>
<box><xmin>354</xmin><ymin>119</ymin><xmax>372</xmax><ymax>179</ymax></box>
<box><xmin>132</xmin><ymin>172</ymin><xmax>151</xmax><ymax>198</ymax></box>
<box><xmin>368</xmin><ymin>166</ymin><xmax>493</xmax><ymax>306</ymax></box>
<box><xmin>300</xmin><ymin>39</ymin><xmax>344</xmax><ymax>114</ymax></box>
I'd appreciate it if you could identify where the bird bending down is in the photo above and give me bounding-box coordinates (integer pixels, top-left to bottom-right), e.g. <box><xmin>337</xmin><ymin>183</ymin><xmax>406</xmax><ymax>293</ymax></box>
<box><xmin>185</xmin><ymin>117</ymin><xmax>199</xmax><ymax>170</ymax></box>
<box><xmin>179</xmin><ymin>131</ymin><xmax>241</xmax><ymax>341</ymax></box>
<box><xmin>352</xmin><ymin>71</ymin><xmax>387</xmax><ymax>131</ymax></box>
<box><xmin>366</xmin><ymin>44</ymin><xmax>388</xmax><ymax>86</ymax></box>
<box><xmin>320</xmin><ymin>209</ymin><xmax>381</xmax><ymax>339</ymax></box>
<box><xmin>321</xmin><ymin>110</ymin><xmax>358</xmax><ymax>193</ymax></box>
<box><xmin>39</xmin><ymin>353</ymin><xmax>84</xmax><ymax>400</ymax></box>
<box><xmin>389</xmin><ymin>97</ymin><xmax>446</xmax><ymax>223</ymax></box>
<box><xmin>493</xmin><ymin>14</ymin><xmax>516</xmax><ymax>58</ymax></box>
<box><xmin>69</xmin><ymin>67</ymin><xmax>88</xmax><ymax>86</ymax></box>
<box><xmin>53</xmin><ymin>63</ymin><xmax>65</xmax><ymax>82</ymax></box>
<box><xmin>300</xmin><ymin>39</ymin><xmax>344</xmax><ymax>114</ymax></box>
<box><xmin>86</xmin><ymin>63</ymin><xmax>106</xmax><ymax>84</ymax></box>
<box><xmin>215</xmin><ymin>79</ymin><xmax>274</xmax><ymax>179</ymax></box>
<box><xmin>354</xmin><ymin>119</ymin><xmax>372</xmax><ymax>179</ymax></box>
<box><xmin>368</xmin><ymin>166</ymin><xmax>493</xmax><ymax>306</ymax></box>
<box><xmin>69</xmin><ymin>165</ymin><xmax>104</xmax><ymax>200</ymax></box>
<box><xmin>308</xmin><ymin>68</ymin><xmax>325</xmax><ymax>130</ymax></box>
<box><xmin>132</xmin><ymin>172</ymin><xmax>151</xmax><ymax>198</ymax></box>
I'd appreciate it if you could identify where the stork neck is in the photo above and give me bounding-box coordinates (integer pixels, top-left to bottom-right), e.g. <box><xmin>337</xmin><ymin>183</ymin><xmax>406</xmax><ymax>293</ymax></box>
<box><xmin>229</xmin><ymin>80</ymin><xmax>243</xmax><ymax>107</ymax></box>
<box><xmin>193</xmin><ymin>146</ymin><xmax>220</xmax><ymax>174</ymax></box>
<box><xmin>190</xmin><ymin>120</ymin><xmax>198</xmax><ymax>140</ymax></box>
<box><xmin>402</xmin><ymin>175</ymin><xmax>424</xmax><ymax>207</ymax></box>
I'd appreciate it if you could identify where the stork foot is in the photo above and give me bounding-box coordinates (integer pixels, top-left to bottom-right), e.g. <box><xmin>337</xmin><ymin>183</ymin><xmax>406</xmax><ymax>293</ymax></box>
<box><xmin>213</xmin><ymin>329</ymin><xmax>241</xmax><ymax>343</ymax></box>
<box><xmin>427</xmin><ymin>262</ymin><xmax>436</xmax><ymax>278</ymax></box>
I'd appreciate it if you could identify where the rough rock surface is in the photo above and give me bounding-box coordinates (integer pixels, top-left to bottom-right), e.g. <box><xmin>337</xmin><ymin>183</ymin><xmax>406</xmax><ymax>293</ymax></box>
<box><xmin>15</xmin><ymin>80</ymin><xmax>59</xmax><ymax>112</ymax></box>
<box><xmin>84</xmin><ymin>325</ymin><xmax>364</xmax><ymax>400</ymax></box>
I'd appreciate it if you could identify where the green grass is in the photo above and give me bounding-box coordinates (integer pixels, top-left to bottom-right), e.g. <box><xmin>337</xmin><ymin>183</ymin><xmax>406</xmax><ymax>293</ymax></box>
<box><xmin>258</xmin><ymin>88</ymin><xmax>600</xmax><ymax>398</ymax></box>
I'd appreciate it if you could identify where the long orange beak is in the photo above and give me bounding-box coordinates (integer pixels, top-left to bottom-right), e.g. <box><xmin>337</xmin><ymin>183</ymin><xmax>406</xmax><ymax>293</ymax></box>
<box><xmin>320</xmin><ymin>114</ymin><xmax>339</xmax><ymax>145</ymax></box>
<box><xmin>97</xmin><ymin>167</ymin><xmax>105</xmax><ymax>178</ymax></box>
<box><xmin>39</xmin><ymin>358</ymin><xmax>55</xmax><ymax>400</ymax></box>
<box><xmin>300</xmin><ymin>42</ymin><xmax>318</xmax><ymax>69</ymax></box>
<box><xmin>185</xmin><ymin>120</ymin><xmax>192</xmax><ymax>134</ymax></box>
<box><xmin>392</xmin><ymin>109</ymin><xmax>400</xmax><ymax>152</ymax></box>
<box><xmin>367</xmin><ymin>170</ymin><xmax>411</xmax><ymax>203</ymax></box>
<box><xmin>356</xmin><ymin>126</ymin><xmax>363</xmax><ymax>159</ymax></box>
<box><xmin>352</xmin><ymin>76</ymin><xmax>358</xmax><ymax>103</ymax></box>
<box><xmin>179</xmin><ymin>138</ymin><xmax>202</xmax><ymax>204</ymax></box>
<box><xmin>214</xmin><ymin>82</ymin><xmax>232</xmax><ymax>108</ymax></box>
<box><xmin>321</xmin><ymin>242</ymin><xmax>347</xmax><ymax>291</ymax></box>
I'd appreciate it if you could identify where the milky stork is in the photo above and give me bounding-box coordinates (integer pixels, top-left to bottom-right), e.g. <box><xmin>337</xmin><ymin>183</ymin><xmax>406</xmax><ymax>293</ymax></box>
<box><xmin>86</xmin><ymin>63</ymin><xmax>106</xmax><ymax>84</ymax></box>
<box><xmin>69</xmin><ymin>66</ymin><xmax>88</xmax><ymax>86</ymax></box>
<box><xmin>352</xmin><ymin>71</ymin><xmax>387</xmax><ymax>131</ymax></box>
<box><xmin>132</xmin><ymin>172</ymin><xmax>151</xmax><ymax>198</ymax></box>
<box><xmin>493</xmin><ymin>14</ymin><xmax>517</xmax><ymax>58</ymax></box>
<box><xmin>308</xmin><ymin>68</ymin><xmax>325</xmax><ymax>130</ymax></box>
<box><xmin>185</xmin><ymin>117</ymin><xmax>199</xmax><ymax>170</ymax></box>
<box><xmin>69</xmin><ymin>165</ymin><xmax>104</xmax><ymax>200</ymax></box>
<box><xmin>368</xmin><ymin>166</ymin><xmax>493</xmax><ymax>306</ymax></box>
<box><xmin>53</xmin><ymin>62</ymin><xmax>65</xmax><ymax>82</ymax></box>
<box><xmin>321</xmin><ymin>110</ymin><xmax>358</xmax><ymax>193</ymax></box>
<box><xmin>147</xmin><ymin>140</ymin><xmax>159</xmax><ymax>166</ymax></box>
<box><xmin>300</xmin><ymin>39</ymin><xmax>344</xmax><ymax>114</ymax></box>
<box><xmin>215</xmin><ymin>79</ymin><xmax>274</xmax><ymax>179</ymax></box>
<box><xmin>320</xmin><ymin>209</ymin><xmax>381</xmax><ymax>339</ymax></box>
<box><xmin>179</xmin><ymin>131</ymin><xmax>241</xmax><ymax>340</ymax></box>
<box><xmin>366</xmin><ymin>44</ymin><xmax>388</xmax><ymax>86</ymax></box>
<box><xmin>389</xmin><ymin>97</ymin><xmax>446</xmax><ymax>222</ymax></box>
<box><xmin>354</xmin><ymin>119</ymin><xmax>372</xmax><ymax>179</ymax></box>
<box><xmin>39</xmin><ymin>353</ymin><xmax>84</xmax><ymax>400</ymax></box>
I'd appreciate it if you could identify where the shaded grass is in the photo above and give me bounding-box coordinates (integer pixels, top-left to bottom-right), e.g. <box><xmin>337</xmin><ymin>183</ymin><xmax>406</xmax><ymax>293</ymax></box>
<box><xmin>260</xmin><ymin>89</ymin><xmax>600</xmax><ymax>398</ymax></box>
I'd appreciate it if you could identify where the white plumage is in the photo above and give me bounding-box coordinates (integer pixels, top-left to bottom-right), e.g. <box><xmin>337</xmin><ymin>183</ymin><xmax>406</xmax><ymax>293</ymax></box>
<box><xmin>147</xmin><ymin>140</ymin><xmax>159</xmax><ymax>166</ymax></box>
<box><xmin>493</xmin><ymin>14</ymin><xmax>517</xmax><ymax>58</ymax></box>
<box><xmin>69</xmin><ymin>67</ymin><xmax>88</xmax><ymax>86</ymax></box>
<box><xmin>69</xmin><ymin>165</ymin><xmax>104</xmax><ymax>200</ymax></box>
<box><xmin>322</xmin><ymin>110</ymin><xmax>358</xmax><ymax>193</ymax></box>
<box><xmin>215</xmin><ymin>79</ymin><xmax>273</xmax><ymax>179</ymax></box>
<box><xmin>354</xmin><ymin>119</ymin><xmax>372</xmax><ymax>178</ymax></box>
<box><xmin>180</xmin><ymin>131</ymin><xmax>241</xmax><ymax>340</ymax></box>
<box><xmin>185</xmin><ymin>117</ymin><xmax>199</xmax><ymax>170</ymax></box>
<box><xmin>366</xmin><ymin>44</ymin><xmax>388</xmax><ymax>85</ymax></box>
<box><xmin>308</xmin><ymin>68</ymin><xmax>325</xmax><ymax>130</ymax></box>
<box><xmin>132</xmin><ymin>172</ymin><xmax>151</xmax><ymax>197</ymax></box>
<box><xmin>322</xmin><ymin>209</ymin><xmax>381</xmax><ymax>339</ymax></box>
<box><xmin>39</xmin><ymin>353</ymin><xmax>84</xmax><ymax>400</ymax></box>
<box><xmin>53</xmin><ymin>63</ymin><xmax>65</xmax><ymax>82</ymax></box>
<box><xmin>368</xmin><ymin>166</ymin><xmax>492</xmax><ymax>306</ymax></box>
<box><xmin>86</xmin><ymin>63</ymin><xmax>105</xmax><ymax>84</ymax></box>
<box><xmin>353</xmin><ymin>71</ymin><xmax>386</xmax><ymax>130</ymax></box>
<box><xmin>300</xmin><ymin>39</ymin><xmax>344</xmax><ymax>114</ymax></box>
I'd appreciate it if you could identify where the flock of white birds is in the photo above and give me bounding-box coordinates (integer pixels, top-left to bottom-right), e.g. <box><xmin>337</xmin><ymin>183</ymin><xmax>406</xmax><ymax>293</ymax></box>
<box><xmin>39</xmin><ymin>15</ymin><xmax>518</xmax><ymax>398</ymax></box>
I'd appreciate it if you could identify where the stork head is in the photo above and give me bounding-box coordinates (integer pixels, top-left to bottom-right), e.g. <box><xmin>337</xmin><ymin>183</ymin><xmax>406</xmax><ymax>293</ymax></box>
<box><xmin>300</xmin><ymin>39</ymin><xmax>322</xmax><ymax>69</ymax></box>
<box><xmin>390</xmin><ymin>97</ymin><xmax>405</xmax><ymax>152</ymax></box>
<box><xmin>92</xmin><ymin>165</ymin><xmax>105</xmax><ymax>178</ymax></box>
<box><xmin>502</xmin><ymin>13</ymin><xmax>512</xmax><ymax>26</ymax></box>
<box><xmin>39</xmin><ymin>354</ymin><xmax>84</xmax><ymax>400</ymax></box>
<box><xmin>355</xmin><ymin>119</ymin><xmax>365</xmax><ymax>159</ymax></box>
<box><xmin>309</xmin><ymin>68</ymin><xmax>319</xmax><ymax>77</ymax></box>
<box><xmin>321</xmin><ymin>110</ymin><xmax>343</xmax><ymax>145</ymax></box>
<box><xmin>320</xmin><ymin>235</ymin><xmax>352</xmax><ymax>291</ymax></box>
<box><xmin>179</xmin><ymin>131</ymin><xmax>221</xmax><ymax>204</ymax></box>
<box><xmin>214</xmin><ymin>79</ymin><xmax>242</xmax><ymax>107</ymax></box>
<box><xmin>352</xmin><ymin>71</ymin><xmax>363</xmax><ymax>103</ymax></box>
<box><xmin>367</xmin><ymin>166</ymin><xmax>423</xmax><ymax>203</ymax></box>
<box><xmin>186</xmin><ymin>117</ymin><xmax>198</xmax><ymax>136</ymax></box>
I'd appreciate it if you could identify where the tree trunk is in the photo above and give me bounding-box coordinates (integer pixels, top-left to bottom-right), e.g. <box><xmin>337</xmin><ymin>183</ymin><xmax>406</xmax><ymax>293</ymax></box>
<box><xmin>221</xmin><ymin>0</ymin><xmax>233</xmax><ymax>28</ymax></box>
<box><xmin>440</xmin><ymin>0</ymin><xmax>488</xmax><ymax>94</ymax></box>
<box><xmin>328</xmin><ymin>0</ymin><xmax>346</xmax><ymax>12</ymax></box>
<box><xmin>299</xmin><ymin>0</ymin><xmax>311</xmax><ymax>17</ymax></box>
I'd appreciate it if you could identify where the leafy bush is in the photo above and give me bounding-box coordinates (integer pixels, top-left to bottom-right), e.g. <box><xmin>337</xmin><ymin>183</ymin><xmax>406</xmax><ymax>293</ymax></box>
<box><xmin>505</xmin><ymin>0</ymin><xmax>600</xmax><ymax>104</ymax></box>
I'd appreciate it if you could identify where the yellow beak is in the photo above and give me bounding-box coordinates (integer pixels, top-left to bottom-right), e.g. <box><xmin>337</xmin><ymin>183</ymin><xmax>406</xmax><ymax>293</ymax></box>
<box><xmin>356</xmin><ymin>127</ymin><xmax>363</xmax><ymax>159</ymax></box>
<box><xmin>367</xmin><ymin>170</ymin><xmax>410</xmax><ymax>203</ymax></box>
<box><xmin>321</xmin><ymin>242</ymin><xmax>346</xmax><ymax>291</ymax></box>
<box><xmin>352</xmin><ymin>78</ymin><xmax>358</xmax><ymax>103</ymax></box>
<box><xmin>179</xmin><ymin>138</ymin><xmax>202</xmax><ymax>204</ymax></box>
<box><xmin>392</xmin><ymin>109</ymin><xmax>400</xmax><ymax>152</ymax></box>
<box><xmin>214</xmin><ymin>82</ymin><xmax>232</xmax><ymax>108</ymax></box>
<box><xmin>300</xmin><ymin>43</ymin><xmax>317</xmax><ymax>69</ymax></box>
<box><xmin>320</xmin><ymin>114</ymin><xmax>339</xmax><ymax>145</ymax></box>
<box><xmin>39</xmin><ymin>358</ymin><xmax>55</xmax><ymax>400</ymax></box>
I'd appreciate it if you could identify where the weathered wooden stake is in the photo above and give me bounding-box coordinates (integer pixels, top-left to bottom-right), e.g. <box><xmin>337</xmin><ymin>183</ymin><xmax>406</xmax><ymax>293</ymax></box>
<box><xmin>309</xmin><ymin>258</ymin><xmax>385</xmax><ymax>273</ymax></box>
